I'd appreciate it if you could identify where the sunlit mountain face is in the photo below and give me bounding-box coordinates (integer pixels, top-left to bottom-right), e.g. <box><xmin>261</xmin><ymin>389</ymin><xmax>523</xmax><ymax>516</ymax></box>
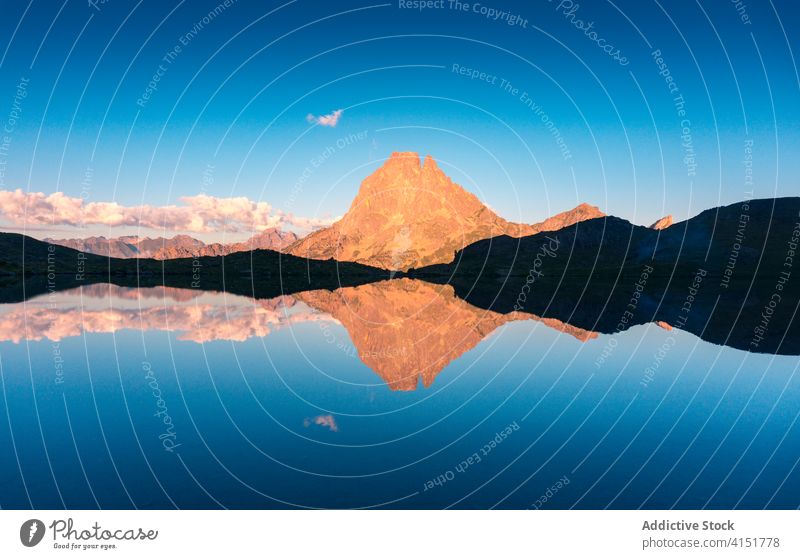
<box><xmin>287</xmin><ymin>152</ymin><xmax>604</xmax><ymax>271</ymax></box>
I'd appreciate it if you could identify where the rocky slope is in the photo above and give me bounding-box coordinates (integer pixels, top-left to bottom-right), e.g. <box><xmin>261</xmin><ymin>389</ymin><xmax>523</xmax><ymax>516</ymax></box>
<box><xmin>287</xmin><ymin>152</ymin><xmax>604</xmax><ymax>271</ymax></box>
<box><xmin>649</xmin><ymin>215</ymin><xmax>673</xmax><ymax>230</ymax></box>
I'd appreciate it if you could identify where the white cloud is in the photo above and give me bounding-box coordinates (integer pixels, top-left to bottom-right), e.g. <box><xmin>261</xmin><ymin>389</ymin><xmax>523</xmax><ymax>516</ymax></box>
<box><xmin>0</xmin><ymin>189</ymin><xmax>335</xmax><ymax>233</ymax></box>
<box><xmin>306</xmin><ymin>108</ymin><xmax>343</xmax><ymax>127</ymax></box>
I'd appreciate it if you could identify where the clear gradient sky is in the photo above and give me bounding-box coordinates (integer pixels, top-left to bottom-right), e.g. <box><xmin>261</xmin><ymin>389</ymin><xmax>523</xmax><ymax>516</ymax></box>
<box><xmin>0</xmin><ymin>0</ymin><xmax>798</xmax><ymax>241</ymax></box>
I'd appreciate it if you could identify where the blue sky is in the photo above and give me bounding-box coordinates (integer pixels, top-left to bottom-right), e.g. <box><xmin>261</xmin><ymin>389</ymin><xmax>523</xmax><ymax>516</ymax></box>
<box><xmin>0</xmin><ymin>0</ymin><xmax>798</xmax><ymax>239</ymax></box>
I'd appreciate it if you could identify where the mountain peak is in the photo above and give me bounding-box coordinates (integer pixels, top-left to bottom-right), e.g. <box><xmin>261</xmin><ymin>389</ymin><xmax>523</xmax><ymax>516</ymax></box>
<box><xmin>573</xmin><ymin>202</ymin><xmax>602</xmax><ymax>213</ymax></box>
<box><xmin>529</xmin><ymin>203</ymin><xmax>605</xmax><ymax>234</ymax></box>
<box><xmin>381</xmin><ymin>151</ymin><xmax>422</xmax><ymax>172</ymax></box>
<box><xmin>377</xmin><ymin>152</ymin><xmax>448</xmax><ymax>180</ymax></box>
<box><xmin>287</xmin><ymin>152</ymin><xmax>511</xmax><ymax>270</ymax></box>
<box><xmin>286</xmin><ymin>152</ymin><xmax>609</xmax><ymax>270</ymax></box>
<box><xmin>285</xmin><ymin>151</ymin><xmax>608</xmax><ymax>270</ymax></box>
<box><xmin>421</xmin><ymin>154</ymin><xmax>448</xmax><ymax>181</ymax></box>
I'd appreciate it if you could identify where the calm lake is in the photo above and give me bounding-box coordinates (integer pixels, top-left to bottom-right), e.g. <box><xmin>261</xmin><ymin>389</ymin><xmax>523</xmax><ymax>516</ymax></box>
<box><xmin>0</xmin><ymin>281</ymin><xmax>797</xmax><ymax>509</ymax></box>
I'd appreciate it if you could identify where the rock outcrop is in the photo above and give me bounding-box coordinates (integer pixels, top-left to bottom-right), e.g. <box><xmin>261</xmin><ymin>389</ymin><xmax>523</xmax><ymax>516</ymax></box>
<box><xmin>649</xmin><ymin>215</ymin><xmax>673</xmax><ymax>230</ymax></box>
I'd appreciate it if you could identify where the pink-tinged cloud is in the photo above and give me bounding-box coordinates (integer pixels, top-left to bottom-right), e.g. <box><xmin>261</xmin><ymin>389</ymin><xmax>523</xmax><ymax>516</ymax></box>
<box><xmin>306</xmin><ymin>109</ymin><xmax>343</xmax><ymax>127</ymax></box>
<box><xmin>303</xmin><ymin>414</ymin><xmax>339</xmax><ymax>432</ymax></box>
<box><xmin>0</xmin><ymin>189</ymin><xmax>335</xmax><ymax>233</ymax></box>
<box><xmin>0</xmin><ymin>285</ymin><xmax>334</xmax><ymax>344</ymax></box>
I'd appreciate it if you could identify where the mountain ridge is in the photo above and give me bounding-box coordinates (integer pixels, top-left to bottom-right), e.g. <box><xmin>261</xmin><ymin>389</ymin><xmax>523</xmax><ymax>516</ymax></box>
<box><xmin>45</xmin><ymin>227</ymin><xmax>298</xmax><ymax>259</ymax></box>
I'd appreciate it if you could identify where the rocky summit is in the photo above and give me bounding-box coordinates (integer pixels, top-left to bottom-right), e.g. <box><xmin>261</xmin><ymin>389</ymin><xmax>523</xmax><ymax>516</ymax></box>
<box><xmin>287</xmin><ymin>151</ymin><xmax>604</xmax><ymax>270</ymax></box>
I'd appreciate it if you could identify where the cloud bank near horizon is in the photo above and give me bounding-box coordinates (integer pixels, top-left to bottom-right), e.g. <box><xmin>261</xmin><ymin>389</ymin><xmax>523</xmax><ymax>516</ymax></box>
<box><xmin>0</xmin><ymin>189</ymin><xmax>336</xmax><ymax>234</ymax></box>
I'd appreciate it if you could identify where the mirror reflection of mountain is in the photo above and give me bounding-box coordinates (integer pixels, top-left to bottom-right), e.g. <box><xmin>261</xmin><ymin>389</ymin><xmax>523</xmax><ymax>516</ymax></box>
<box><xmin>296</xmin><ymin>279</ymin><xmax>597</xmax><ymax>390</ymax></box>
<box><xmin>0</xmin><ymin>280</ymin><xmax>596</xmax><ymax>391</ymax></box>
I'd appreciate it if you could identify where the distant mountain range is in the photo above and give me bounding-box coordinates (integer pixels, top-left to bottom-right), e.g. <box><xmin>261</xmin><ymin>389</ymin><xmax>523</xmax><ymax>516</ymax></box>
<box><xmin>45</xmin><ymin>227</ymin><xmax>297</xmax><ymax>259</ymax></box>
<box><xmin>0</xmin><ymin>229</ymin><xmax>389</xmax><ymax>304</ymax></box>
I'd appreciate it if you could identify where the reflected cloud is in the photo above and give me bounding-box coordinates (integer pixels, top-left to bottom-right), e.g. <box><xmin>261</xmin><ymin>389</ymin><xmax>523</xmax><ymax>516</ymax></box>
<box><xmin>304</xmin><ymin>414</ymin><xmax>339</xmax><ymax>432</ymax></box>
<box><xmin>0</xmin><ymin>285</ymin><xmax>328</xmax><ymax>344</ymax></box>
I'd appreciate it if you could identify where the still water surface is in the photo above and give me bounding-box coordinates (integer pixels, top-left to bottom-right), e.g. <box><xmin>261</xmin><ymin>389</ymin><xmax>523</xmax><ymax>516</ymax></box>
<box><xmin>0</xmin><ymin>281</ymin><xmax>797</xmax><ymax>509</ymax></box>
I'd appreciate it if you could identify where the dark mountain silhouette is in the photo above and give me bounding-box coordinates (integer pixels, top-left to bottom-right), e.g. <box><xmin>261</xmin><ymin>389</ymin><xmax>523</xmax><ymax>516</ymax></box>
<box><xmin>0</xmin><ymin>232</ymin><xmax>390</xmax><ymax>303</ymax></box>
<box><xmin>411</xmin><ymin>197</ymin><xmax>797</xmax><ymax>279</ymax></box>
<box><xmin>411</xmin><ymin>197</ymin><xmax>800</xmax><ymax>354</ymax></box>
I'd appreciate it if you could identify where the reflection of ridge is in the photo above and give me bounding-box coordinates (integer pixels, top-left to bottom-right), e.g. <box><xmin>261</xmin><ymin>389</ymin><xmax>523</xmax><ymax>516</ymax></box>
<box><xmin>296</xmin><ymin>279</ymin><xmax>597</xmax><ymax>391</ymax></box>
<box><xmin>536</xmin><ymin>317</ymin><xmax>599</xmax><ymax>342</ymax></box>
<box><xmin>0</xmin><ymin>285</ymin><xmax>328</xmax><ymax>343</ymax></box>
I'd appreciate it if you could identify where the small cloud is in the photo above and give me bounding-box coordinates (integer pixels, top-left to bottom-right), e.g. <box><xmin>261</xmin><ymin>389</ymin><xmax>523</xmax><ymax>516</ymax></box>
<box><xmin>303</xmin><ymin>414</ymin><xmax>338</xmax><ymax>432</ymax></box>
<box><xmin>306</xmin><ymin>108</ymin><xmax>343</xmax><ymax>128</ymax></box>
